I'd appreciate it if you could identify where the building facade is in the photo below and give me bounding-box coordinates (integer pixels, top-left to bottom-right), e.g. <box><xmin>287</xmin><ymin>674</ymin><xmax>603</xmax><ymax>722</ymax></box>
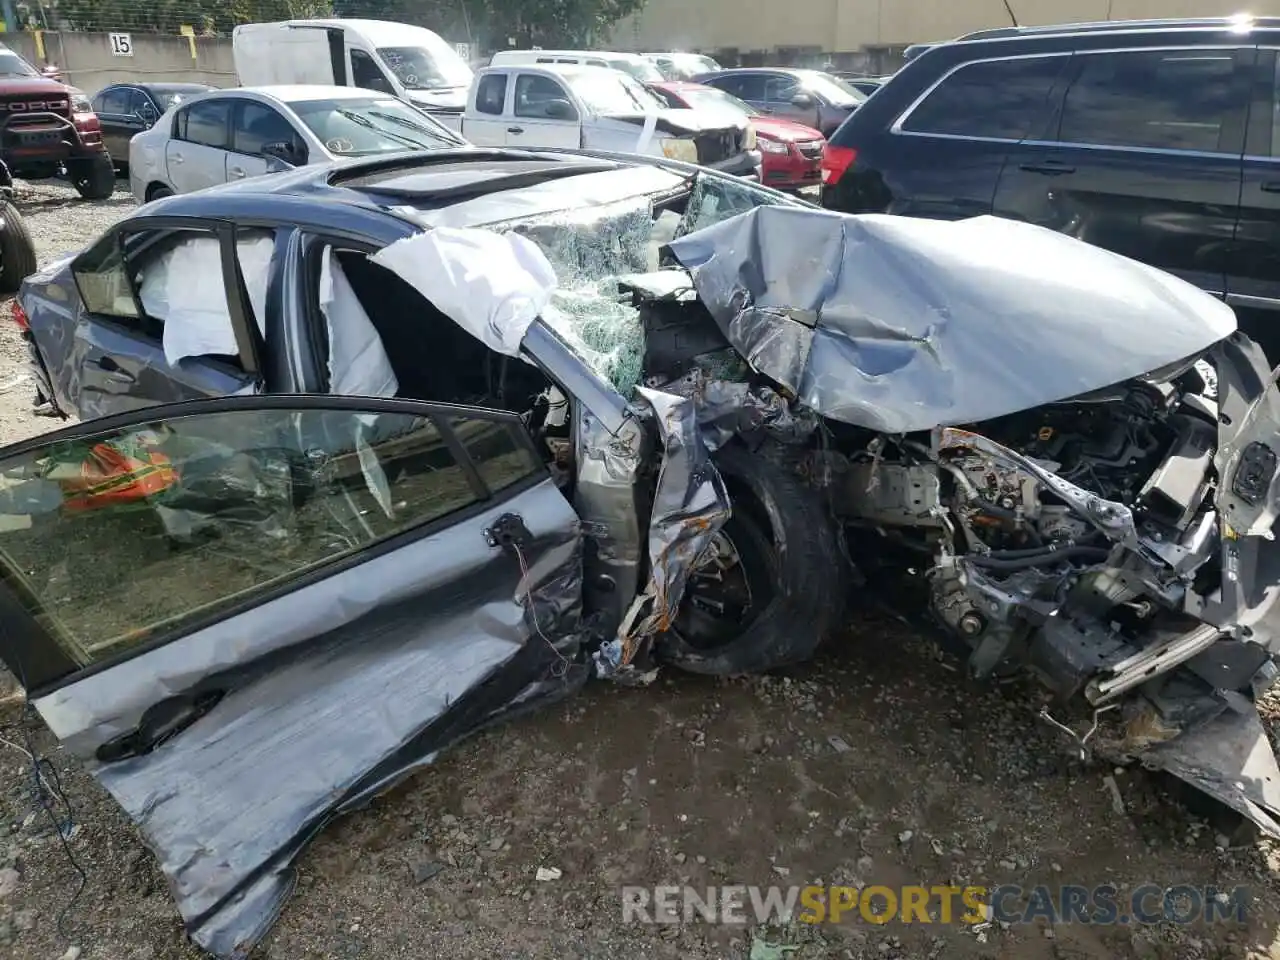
<box><xmin>610</xmin><ymin>0</ymin><xmax>1280</xmax><ymax>65</ymax></box>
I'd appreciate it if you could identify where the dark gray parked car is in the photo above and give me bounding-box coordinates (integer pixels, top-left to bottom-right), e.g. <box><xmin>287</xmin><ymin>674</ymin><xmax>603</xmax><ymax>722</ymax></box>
<box><xmin>8</xmin><ymin>148</ymin><xmax>1280</xmax><ymax>956</ymax></box>
<box><xmin>693</xmin><ymin>67</ymin><xmax>865</xmax><ymax>136</ymax></box>
<box><xmin>91</xmin><ymin>82</ymin><xmax>215</xmax><ymax>172</ymax></box>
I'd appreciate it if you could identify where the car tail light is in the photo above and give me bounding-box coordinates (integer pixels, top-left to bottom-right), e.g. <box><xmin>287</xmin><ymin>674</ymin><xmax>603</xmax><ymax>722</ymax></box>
<box><xmin>10</xmin><ymin>300</ymin><xmax>29</xmax><ymax>332</ymax></box>
<box><xmin>821</xmin><ymin>144</ymin><xmax>857</xmax><ymax>185</ymax></box>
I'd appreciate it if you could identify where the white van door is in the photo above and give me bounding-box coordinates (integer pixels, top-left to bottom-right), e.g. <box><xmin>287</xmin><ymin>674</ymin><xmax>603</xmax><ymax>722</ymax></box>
<box><xmin>232</xmin><ymin>23</ymin><xmax>338</xmax><ymax>86</ymax></box>
<box><xmin>507</xmin><ymin>73</ymin><xmax>582</xmax><ymax>149</ymax></box>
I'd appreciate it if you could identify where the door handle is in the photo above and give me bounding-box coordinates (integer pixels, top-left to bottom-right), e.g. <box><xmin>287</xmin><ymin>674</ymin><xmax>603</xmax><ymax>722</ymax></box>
<box><xmin>1019</xmin><ymin>161</ymin><xmax>1076</xmax><ymax>176</ymax></box>
<box><xmin>1261</xmin><ymin>181</ymin><xmax>1280</xmax><ymax>194</ymax></box>
<box><xmin>228</xmin><ymin>166</ymin><xmax>247</xmax><ymax>179</ymax></box>
<box><xmin>95</xmin><ymin>355</ymin><xmax>121</xmax><ymax>371</ymax></box>
<box><xmin>95</xmin><ymin>690</ymin><xmax>225</xmax><ymax>763</ymax></box>
<box><xmin>170</xmin><ymin>153</ymin><xmax>184</xmax><ymax>163</ymax></box>
<box><xmin>506</xmin><ymin>126</ymin><xmax>524</xmax><ymax>134</ymax></box>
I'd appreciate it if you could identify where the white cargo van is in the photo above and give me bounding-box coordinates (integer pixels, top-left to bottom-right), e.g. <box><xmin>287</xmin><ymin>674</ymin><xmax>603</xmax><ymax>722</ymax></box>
<box><xmin>488</xmin><ymin>50</ymin><xmax>664</xmax><ymax>83</ymax></box>
<box><xmin>232</xmin><ymin>19</ymin><xmax>473</xmax><ymax>123</ymax></box>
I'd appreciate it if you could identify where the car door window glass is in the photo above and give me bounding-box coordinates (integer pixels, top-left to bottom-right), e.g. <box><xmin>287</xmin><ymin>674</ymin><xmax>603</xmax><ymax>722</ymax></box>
<box><xmin>900</xmin><ymin>55</ymin><xmax>1065</xmax><ymax>140</ymax></box>
<box><xmin>98</xmin><ymin>87</ymin><xmax>130</xmax><ymax>115</ymax></box>
<box><xmin>718</xmin><ymin>75</ymin><xmax>765</xmax><ymax>100</ymax></box>
<box><xmin>233</xmin><ymin>102</ymin><xmax>302</xmax><ymax>158</ymax></box>
<box><xmin>177</xmin><ymin>99</ymin><xmax>231</xmax><ymax>149</ymax></box>
<box><xmin>1058</xmin><ymin>49</ymin><xmax>1244</xmax><ymax>153</ymax></box>
<box><xmin>0</xmin><ymin>403</ymin><xmax>541</xmax><ymax>666</ymax></box>
<box><xmin>475</xmin><ymin>73</ymin><xmax>508</xmax><ymax>115</ymax></box>
<box><xmin>128</xmin><ymin>89</ymin><xmax>157</xmax><ymax>122</ymax></box>
<box><xmin>515</xmin><ymin>75</ymin><xmax>575</xmax><ymax>119</ymax></box>
<box><xmin>351</xmin><ymin>49</ymin><xmax>395</xmax><ymax>94</ymax></box>
<box><xmin>763</xmin><ymin>75</ymin><xmax>799</xmax><ymax>103</ymax></box>
<box><xmin>71</xmin><ymin>227</ymin><xmax>274</xmax><ymax>366</ymax></box>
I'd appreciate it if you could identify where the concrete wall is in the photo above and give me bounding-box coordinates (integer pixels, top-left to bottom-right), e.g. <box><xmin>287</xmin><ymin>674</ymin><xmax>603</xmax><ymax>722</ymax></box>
<box><xmin>611</xmin><ymin>0</ymin><xmax>1280</xmax><ymax>57</ymax></box>
<box><xmin>4</xmin><ymin>31</ymin><xmax>236</xmax><ymax>95</ymax></box>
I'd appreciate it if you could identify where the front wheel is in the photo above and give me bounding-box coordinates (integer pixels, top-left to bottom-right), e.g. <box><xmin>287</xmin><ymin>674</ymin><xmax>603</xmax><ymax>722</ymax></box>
<box><xmin>0</xmin><ymin>199</ymin><xmax>37</xmax><ymax>293</ymax></box>
<box><xmin>655</xmin><ymin>441</ymin><xmax>846</xmax><ymax>675</ymax></box>
<box><xmin>68</xmin><ymin>154</ymin><xmax>115</xmax><ymax>200</ymax></box>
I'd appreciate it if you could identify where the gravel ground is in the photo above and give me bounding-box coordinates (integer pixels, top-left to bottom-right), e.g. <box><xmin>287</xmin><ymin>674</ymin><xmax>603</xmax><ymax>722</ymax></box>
<box><xmin>0</xmin><ymin>182</ymin><xmax>1279</xmax><ymax>960</ymax></box>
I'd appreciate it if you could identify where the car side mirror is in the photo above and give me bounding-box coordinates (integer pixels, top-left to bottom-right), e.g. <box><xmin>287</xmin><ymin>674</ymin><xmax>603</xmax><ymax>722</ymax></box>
<box><xmin>137</xmin><ymin>106</ymin><xmax>158</xmax><ymax>125</ymax></box>
<box><xmin>790</xmin><ymin>93</ymin><xmax>815</xmax><ymax>108</ymax></box>
<box><xmin>543</xmin><ymin>98</ymin><xmax>577</xmax><ymax>121</ymax></box>
<box><xmin>261</xmin><ymin>141</ymin><xmax>299</xmax><ymax>169</ymax></box>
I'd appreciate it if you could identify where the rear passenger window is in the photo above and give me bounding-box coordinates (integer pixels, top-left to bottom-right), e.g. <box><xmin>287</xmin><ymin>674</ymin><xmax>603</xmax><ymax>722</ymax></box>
<box><xmin>176</xmin><ymin>99</ymin><xmax>231</xmax><ymax>149</ymax></box>
<box><xmin>71</xmin><ymin>227</ymin><xmax>274</xmax><ymax>368</ymax></box>
<box><xmin>1058</xmin><ymin>49</ymin><xmax>1246</xmax><ymax>153</ymax></box>
<box><xmin>900</xmin><ymin>56</ymin><xmax>1065</xmax><ymax>140</ymax></box>
<box><xmin>475</xmin><ymin>73</ymin><xmax>507</xmax><ymax>115</ymax></box>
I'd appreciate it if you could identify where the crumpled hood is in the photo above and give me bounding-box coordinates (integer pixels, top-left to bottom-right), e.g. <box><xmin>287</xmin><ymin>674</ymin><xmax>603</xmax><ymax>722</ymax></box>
<box><xmin>600</xmin><ymin>106</ymin><xmax>743</xmax><ymax>137</ymax></box>
<box><xmin>664</xmin><ymin>206</ymin><xmax>1237</xmax><ymax>434</ymax></box>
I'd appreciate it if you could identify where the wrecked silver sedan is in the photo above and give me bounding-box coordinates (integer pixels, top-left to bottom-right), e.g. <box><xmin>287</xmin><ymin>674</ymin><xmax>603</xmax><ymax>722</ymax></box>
<box><xmin>6</xmin><ymin>150</ymin><xmax>1280</xmax><ymax>956</ymax></box>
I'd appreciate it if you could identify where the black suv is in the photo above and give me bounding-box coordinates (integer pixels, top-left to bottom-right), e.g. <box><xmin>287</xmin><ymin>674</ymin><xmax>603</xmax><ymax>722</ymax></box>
<box><xmin>822</xmin><ymin>17</ymin><xmax>1280</xmax><ymax>347</ymax></box>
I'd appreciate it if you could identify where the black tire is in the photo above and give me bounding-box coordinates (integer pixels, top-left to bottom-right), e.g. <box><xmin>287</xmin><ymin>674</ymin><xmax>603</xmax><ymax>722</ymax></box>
<box><xmin>0</xmin><ymin>200</ymin><xmax>37</xmax><ymax>294</ymax></box>
<box><xmin>69</xmin><ymin>153</ymin><xmax>115</xmax><ymax>200</ymax></box>
<box><xmin>655</xmin><ymin>440</ymin><xmax>845</xmax><ymax>675</ymax></box>
<box><xmin>146</xmin><ymin>183</ymin><xmax>174</xmax><ymax>202</ymax></box>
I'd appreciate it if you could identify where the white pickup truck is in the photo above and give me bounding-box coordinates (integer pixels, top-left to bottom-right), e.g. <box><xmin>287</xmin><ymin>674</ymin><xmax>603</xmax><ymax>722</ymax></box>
<box><xmin>448</xmin><ymin>64</ymin><xmax>761</xmax><ymax>178</ymax></box>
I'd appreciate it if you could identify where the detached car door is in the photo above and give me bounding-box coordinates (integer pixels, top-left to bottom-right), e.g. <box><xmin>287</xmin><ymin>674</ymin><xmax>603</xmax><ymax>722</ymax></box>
<box><xmin>0</xmin><ymin>393</ymin><xmax>585</xmax><ymax>958</ymax></box>
<box><xmin>165</xmin><ymin>98</ymin><xmax>234</xmax><ymax>194</ymax></box>
<box><xmin>39</xmin><ymin>216</ymin><xmax>266</xmax><ymax>419</ymax></box>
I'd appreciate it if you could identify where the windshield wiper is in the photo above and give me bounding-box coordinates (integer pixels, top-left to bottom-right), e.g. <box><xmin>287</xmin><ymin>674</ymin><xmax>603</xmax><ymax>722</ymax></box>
<box><xmin>367</xmin><ymin>110</ymin><xmax>458</xmax><ymax>144</ymax></box>
<box><xmin>334</xmin><ymin>108</ymin><xmax>429</xmax><ymax>151</ymax></box>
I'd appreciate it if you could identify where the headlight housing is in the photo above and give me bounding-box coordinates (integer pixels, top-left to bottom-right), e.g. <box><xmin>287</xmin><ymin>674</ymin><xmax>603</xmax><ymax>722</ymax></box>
<box><xmin>70</xmin><ymin>93</ymin><xmax>92</xmax><ymax>114</ymax></box>
<box><xmin>660</xmin><ymin>137</ymin><xmax>698</xmax><ymax>163</ymax></box>
<box><xmin>758</xmin><ymin>137</ymin><xmax>788</xmax><ymax>154</ymax></box>
<box><xmin>743</xmin><ymin>123</ymin><xmax>756</xmax><ymax>151</ymax></box>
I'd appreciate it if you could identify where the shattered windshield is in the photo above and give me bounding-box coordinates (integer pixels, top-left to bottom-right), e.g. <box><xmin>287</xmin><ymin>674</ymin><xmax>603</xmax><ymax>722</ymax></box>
<box><xmin>489</xmin><ymin>175</ymin><xmax>796</xmax><ymax>393</ymax></box>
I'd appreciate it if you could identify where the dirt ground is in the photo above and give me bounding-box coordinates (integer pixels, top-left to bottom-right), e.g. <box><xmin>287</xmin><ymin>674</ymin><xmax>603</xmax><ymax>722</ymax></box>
<box><xmin>0</xmin><ymin>184</ymin><xmax>1279</xmax><ymax>960</ymax></box>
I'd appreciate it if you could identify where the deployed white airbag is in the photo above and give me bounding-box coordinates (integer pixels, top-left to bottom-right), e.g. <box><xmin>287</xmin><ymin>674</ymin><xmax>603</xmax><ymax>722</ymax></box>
<box><xmin>370</xmin><ymin>227</ymin><xmax>556</xmax><ymax>359</ymax></box>
<box><xmin>140</xmin><ymin>232</ymin><xmax>274</xmax><ymax>366</ymax></box>
<box><xmin>320</xmin><ymin>248</ymin><xmax>398</xmax><ymax>398</ymax></box>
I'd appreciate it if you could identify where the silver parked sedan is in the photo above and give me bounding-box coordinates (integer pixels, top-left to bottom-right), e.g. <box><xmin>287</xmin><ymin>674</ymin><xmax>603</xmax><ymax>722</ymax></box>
<box><xmin>128</xmin><ymin>84</ymin><xmax>467</xmax><ymax>203</ymax></box>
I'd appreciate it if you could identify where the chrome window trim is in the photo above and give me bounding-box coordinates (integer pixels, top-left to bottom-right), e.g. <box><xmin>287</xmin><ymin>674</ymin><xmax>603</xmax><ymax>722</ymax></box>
<box><xmin>891</xmin><ymin>44</ymin><xmax>1253</xmax><ymax>158</ymax></box>
<box><xmin>1227</xmin><ymin>292</ymin><xmax>1280</xmax><ymax>311</ymax></box>
<box><xmin>889</xmin><ymin>51</ymin><xmax>1072</xmax><ymax>137</ymax></box>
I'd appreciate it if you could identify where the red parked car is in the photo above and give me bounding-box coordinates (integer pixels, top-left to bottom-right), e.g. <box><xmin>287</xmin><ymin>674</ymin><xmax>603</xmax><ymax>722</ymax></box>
<box><xmin>648</xmin><ymin>80</ymin><xmax>825</xmax><ymax>190</ymax></box>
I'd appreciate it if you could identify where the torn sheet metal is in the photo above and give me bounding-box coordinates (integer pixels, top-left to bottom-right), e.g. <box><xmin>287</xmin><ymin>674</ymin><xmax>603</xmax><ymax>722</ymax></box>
<box><xmin>32</xmin><ymin>477</ymin><xmax>586</xmax><ymax>959</ymax></box>
<box><xmin>370</xmin><ymin>226</ymin><xmax>557</xmax><ymax>358</ymax></box>
<box><xmin>664</xmin><ymin>206</ymin><xmax>1237</xmax><ymax>434</ymax></box>
<box><xmin>595</xmin><ymin>387</ymin><xmax>730</xmax><ymax>682</ymax></box>
<box><xmin>1138</xmin><ymin>694</ymin><xmax>1280</xmax><ymax>837</ymax></box>
<box><xmin>659</xmin><ymin>369</ymin><xmax>817</xmax><ymax>451</ymax></box>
